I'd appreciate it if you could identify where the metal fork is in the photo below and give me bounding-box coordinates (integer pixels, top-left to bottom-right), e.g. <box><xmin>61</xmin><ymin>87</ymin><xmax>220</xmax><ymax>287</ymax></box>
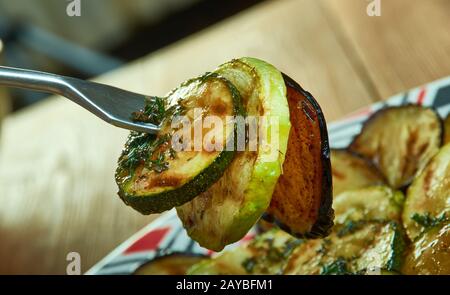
<box><xmin>0</xmin><ymin>66</ymin><xmax>159</xmax><ymax>133</ymax></box>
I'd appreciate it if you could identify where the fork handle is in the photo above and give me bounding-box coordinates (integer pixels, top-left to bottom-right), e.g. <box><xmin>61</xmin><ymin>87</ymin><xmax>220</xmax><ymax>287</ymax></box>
<box><xmin>0</xmin><ymin>66</ymin><xmax>159</xmax><ymax>134</ymax></box>
<box><xmin>0</xmin><ymin>66</ymin><xmax>70</xmax><ymax>96</ymax></box>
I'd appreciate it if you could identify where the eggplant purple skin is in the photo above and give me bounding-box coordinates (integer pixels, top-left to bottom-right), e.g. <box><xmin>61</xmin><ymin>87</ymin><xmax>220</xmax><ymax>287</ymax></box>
<box><xmin>262</xmin><ymin>73</ymin><xmax>334</xmax><ymax>239</ymax></box>
<box><xmin>350</xmin><ymin>104</ymin><xmax>444</xmax><ymax>149</ymax></box>
<box><xmin>348</xmin><ymin>104</ymin><xmax>444</xmax><ymax>190</ymax></box>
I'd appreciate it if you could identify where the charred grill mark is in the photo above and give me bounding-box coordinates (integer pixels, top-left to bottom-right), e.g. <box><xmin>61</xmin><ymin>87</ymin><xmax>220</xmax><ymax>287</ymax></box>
<box><xmin>407</xmin><ymin>129</ymin><xmax>419</xmax><ymax>154</ymax></box>
<box><xmin>418</xmin><ymin>142</ymin><xmax>430</xmax><ymax>156</ymax></box>
<box><xmin>331</xmin><ymin>168</ymin><xmax>346</xmax><ymax>179</ymax></box>
<box><xmin>210</xmin><ymin>100</ymin><xmax>228</xmax><ymax>116</ymax></box>
<box><xmin>423</xmin><ymin>163</ymin><xmax>435</xmax><ymax>194</ymax></box>
<box><xmin>148</xmin><ymin>176</ymin><xmax>183</xmax><ymax>188</ymax></box>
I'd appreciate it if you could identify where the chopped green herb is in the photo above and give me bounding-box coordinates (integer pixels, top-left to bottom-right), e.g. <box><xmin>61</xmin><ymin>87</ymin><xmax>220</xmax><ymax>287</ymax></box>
<box><xmin>320</xmin><ymin>257</ymin><xmax>352</xmax><ymax>275</ymax></box>
<box><xmin>132</xmin><ymin>96</ymin><xmax>166</xmax><ymax>125</ymax></box>
<box><xmin>118</xmin><ymin>132</ymin><xmax>153</xmax><ymax>172</ymax></box>
<box><xmin>411</xmin><ymin>212</ymin><xmax>448</xmax><ymax>230</ymax></box>
<box><xmin>126</xmin><ymin>95</ymin><xmax>185</xmax><ymax>174</ymax></box>
<box><xmin>169</xmin><ymin>147</ymin><xmax>177</xmax><ymax>159</ymax></box>
<box><xmin>282</xmin><ymin>239</ymin><xmax>303</xmax><ymax>258</ymax></box>
<box><xmin>267</xmin><ymin>247</ymin><xmax>284</xmax><ymax>261</ymax></box>
<box><xmin>241</xmin><ymin>232</ymin><xmax>302</xmax><ymax>274</ymax></box>
<box><xmin>242</xmin><ymin>258</ymin><xmax>257</xmax><ymax>273</ymax></box>
<box><xmin>148</xmin><ymin>152</ymin><xmax>169</xmax><ymax>173</ymax></box>
<box><xmin>119</xmin><ymin>133</ymin><xmax>173</xmax><ymax>174</ymax></box>
<box><xmin>316</xmin><ymin>243</ymin><xmax>328</xmax><ymax>255</ymax></box>
<box><xmin>337</xmin><ymin>220</ymin><xmax>365</xmax><ymax>237</ymax></box>
<box><xmin>132</xmin><ymin>96</ymin><xmax>185</xmax><ymax>126</ymax></box>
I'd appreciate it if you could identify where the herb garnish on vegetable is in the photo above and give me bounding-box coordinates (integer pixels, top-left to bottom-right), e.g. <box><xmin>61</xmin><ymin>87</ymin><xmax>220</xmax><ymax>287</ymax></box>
<box><xmin>411</xmin><ymin>212</ymin><xmax>448</xmax><ymax>230</ymax></box>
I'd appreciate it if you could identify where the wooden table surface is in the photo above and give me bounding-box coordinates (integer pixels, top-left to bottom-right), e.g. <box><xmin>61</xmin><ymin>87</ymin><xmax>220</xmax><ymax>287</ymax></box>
<box><xmin>0</xmin><ymin>0</ymin><xmax>449</xmax><ymax>274</ymax></box>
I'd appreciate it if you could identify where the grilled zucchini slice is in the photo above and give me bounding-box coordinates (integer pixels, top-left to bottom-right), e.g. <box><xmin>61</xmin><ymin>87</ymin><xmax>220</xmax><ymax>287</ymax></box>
<box><xmin>333</xmin><ymin>186</ymin><xmax>404</xmax><ymax>225</ymax></box>
<box><xmin>177</xmin><ymin>58</ymin><xmax>291</xmax><ymax>251</ymax></box>
<box><xmin>116</xmin><ymin>73</ymin><xmax>242</xmax><ymax>214</ymax></box>
<box><xmin>402</xmin><ymin>143</ymin><xmax>450</xmax><ymax>240</ymax></box>
<box><xmin>402</xmin><ymin>222</ymin><xmax>450</xmax><ymax>275</ymax></box>
<box><xmin>188</xmin><ymin>229</ymin><xmax>301</xmax><ymax>275</ymax></box>
<box><xmin>263</xmin><ymin>74</ymin><xmax>333</xmax><ymax>238</ymax></box>
<box><xmin>331</xmin><ymin>149</ymin><xmax>385</xmax><ymax>196</ymax></box>
<box><xmin>445</xmin><ymin>114</ymin><xmax>450</xmax><ymax>144</ymax></box>
<box><xmin>134</xmin><ymin>253</ymin><xmax>206</xmax><ymax>275</ymax></box>
<box><xmin>349</xmin><ymin>105</ymin><xmax>442</xmax><ymax>189</ymax></box>
<box><xmin>284</xmin><ymin>221</ymin><xmax>406</xmax><ymax>275</ymax></box>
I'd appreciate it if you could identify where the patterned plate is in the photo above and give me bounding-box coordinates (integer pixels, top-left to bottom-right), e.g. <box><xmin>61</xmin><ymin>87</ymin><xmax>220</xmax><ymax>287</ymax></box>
<box><xmin>87</xmin><ymin>76</ymin><xmax>450</xmax><ymax>275</ymax></box>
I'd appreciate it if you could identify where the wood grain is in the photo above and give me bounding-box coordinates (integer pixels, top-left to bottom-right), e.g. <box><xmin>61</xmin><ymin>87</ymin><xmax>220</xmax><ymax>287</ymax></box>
<box><xmin>0</xmin><ymin>0</ymin><xmax>448</xmax><ymax>274</ymax></box>
<box><xmin>322</xmin><ymin>0</ymin><xmax>450</xmax><ymax>98</ymax></box>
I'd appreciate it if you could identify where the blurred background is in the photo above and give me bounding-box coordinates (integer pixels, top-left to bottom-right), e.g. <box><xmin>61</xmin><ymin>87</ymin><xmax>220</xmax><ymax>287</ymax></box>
<box><xmin>0</xmin><ymin>0</ymin><xmax>449</xmax><ymax>274</ymax></box>
<box><xmin>0</xmin><ymin>0</ymin><xmax>263</xmax><ymax>113</ymax></box>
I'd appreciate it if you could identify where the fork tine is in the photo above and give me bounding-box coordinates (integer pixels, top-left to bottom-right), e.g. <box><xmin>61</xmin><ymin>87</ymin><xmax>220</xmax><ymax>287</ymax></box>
<box><xmin>0</xmin><ymin>66</ymin><xmax>160</xmax><ymax>134</ymax></box>
<box><xmin>64</xmin><ymin>77</ymin><xmax>160</xmax><ymax>134</ymax></box>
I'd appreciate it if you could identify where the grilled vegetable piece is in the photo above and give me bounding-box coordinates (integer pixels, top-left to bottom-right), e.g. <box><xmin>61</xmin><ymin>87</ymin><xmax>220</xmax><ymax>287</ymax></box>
<box><xmin>349</xmin><ymin>105</ymin><xmax>442</xmax><ymax>188</ymax></box>
<box><xmin>402</xmin><ymin>143</ymin><xmax>450</xmax><ymax>240</ymax></box>
<box><xmin>402</xmin><ymin>222</ymin><xmax>450</xmax><ymax>275</ymax></box>
<box><xmin>134</xmin><ymin>253</ymin><xmax>206</xmax><ymax>275</ymax></box>
<box><xmin>256</xmin><ymin>219</ymin><xmax>276</xmax><ymax>234</ymax></box>
<box><xmin>331</xmin><ymin>149</ymin><xmax>385</xmax><ymax>196</ymax></box>
<box><xmin>445</xmin><ymin>114</ymin><xmax>450</xmax><ymax>144</ymax></box>
<box><xmin>188</xmin><ymin>229</ymin><xmax>301</xmax><ymax>275</ymax></box>
<box><xmin>284</xmin><ymin>221</ymin><xmax>406</xmax><ymax>275</ymax></box>
<box><xmin>177</xmin><ymin>58</ymin><xmax>291</xmax><ymax>251</ymax></box>
<box><xmin>263</xmin><ymin>74</ymin><xmax>333</xmax><ymax>238</ymax></box>
<box><xmin>116</xmin><ymin>74</ymin><xmax>242</xmax><ymax>214</ymax></box>
<box><xmin>333</xmin><ymin>186</ymin><xmax>404</xmax><ymax>225</ymax></box>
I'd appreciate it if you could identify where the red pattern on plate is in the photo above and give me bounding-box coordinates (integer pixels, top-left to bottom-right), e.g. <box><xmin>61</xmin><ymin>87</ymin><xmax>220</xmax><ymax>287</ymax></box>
<box><xmin>124</xmin><ymin>227</ymin><xmax>170</xmax><ymax>254</ymax></box>
<box><xmin>417</xmin><ymin>87</ymin><xmax>426</xmax><ymax>105</ymax></box>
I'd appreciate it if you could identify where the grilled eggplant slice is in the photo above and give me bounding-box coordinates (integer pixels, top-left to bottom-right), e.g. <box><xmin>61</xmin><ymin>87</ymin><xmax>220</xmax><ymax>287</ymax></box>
<box><xmin>402</xmin><ymin>143</ymin><xmax>450</xmax><ymax>240</ymax></box>
<box><xmin>188</xmin><ymin>229</ymin><xmax>301</xmax><ymax>275</ymax></box>
<box><xmin>116</xmin><ymin>73</ymin><xmax>242</xmax><ymax>214</ymax></box>
<box><xmin>349</xmin><ymin>105</ymin><xmax>442</xmax><ymax>189</ymax></box>
<box><xmin>177</xmin><ymin>58</ymin><xmax>291</xmax><ymax>251</ymax></box>
<box><xmin>331</xmin><ymin>149</ymin><xmax>385</xmax><ymax>196</ymax></box>
<box><xmin>256</xmin><ymin>219</ymin><xmax>276</xmax><ymax>234</ymax></box>
<box><xmin>333</xmin><ymin>186</ymin><xmax>404</xmax><ymax>225</ymax></box>
<box><xmin>263</xmin><ymin>74</ymin><xmax>333</xmax><ymax>238</ymax></box>
<box><xmin>445</xmin><ymin>114</ymin><xmax>450</xmax><ymax>144</ymax></box>
<box><xmin>402</xmin><ymin>222</ymin><xmax>450</xmax><ymax>275</ymax></box>
<box><xmin>284</xmin><ymin>221</ymin><xmax>405</xmax><ymax>275</ymax></box>
<box><xmin>134</xmin><ymin>253</ymin><xmax>206</xmax><ymax>275</ymax></box>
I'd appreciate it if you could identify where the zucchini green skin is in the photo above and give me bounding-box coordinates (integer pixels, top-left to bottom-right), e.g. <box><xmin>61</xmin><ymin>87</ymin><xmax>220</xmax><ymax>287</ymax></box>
<box><xmin>284</xmin><ymin>221</ymin><xmax>406</xmax><ymax>274</ymax></box>
<box><xmin>263</xmin><ymin>74</ymin><xmax>333</xmax><ymax>239</ymax></box>
<box><xmin>357</xmin><ymin>221</ymin><xmax>406</xmax><ymax>273</ymax></box>
<box><xmin>188</xmin><ymin>229</ymin><xmax>301</xmax><ymax>275</ymax></box>
<box><xmin>177</xmin><ymin>58</ymin><xmax>291</xmax><ymax>251</ymax></box>
<box><xmin>188</xmin><ymin>222</ymin><xmax>405</xmax><ymax>275</ymax></box>
<box><xmin>116</xmin><ymin>74</ymin><xmax>243</xmax><ymax>214</ymax></box>
<box><xmin>402</xmin><ymin>143</ymin><xmax>450</xmax><ymax>240</ymax></box>
<box><xmin>118</xmin><ymin>149</ymin><xmax>236</xmax><ymax>214</ymax></box>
